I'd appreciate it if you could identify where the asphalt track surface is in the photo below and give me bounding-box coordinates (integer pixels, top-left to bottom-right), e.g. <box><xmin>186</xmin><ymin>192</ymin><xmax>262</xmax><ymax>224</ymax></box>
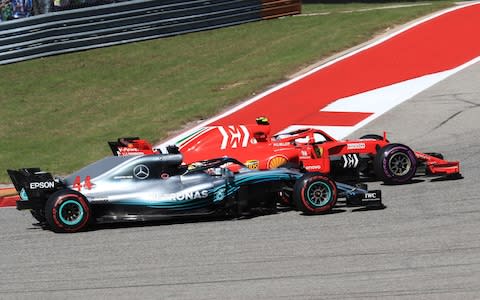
<box><xmin>0</xmin><ymin>63</ymin><xmax>479</xmax><ymax>299</ymax></box>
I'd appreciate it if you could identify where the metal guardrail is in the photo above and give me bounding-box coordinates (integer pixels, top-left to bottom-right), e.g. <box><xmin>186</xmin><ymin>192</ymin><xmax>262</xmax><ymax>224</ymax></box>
<box><xmin>0</xmin><ymin>0</ymin><xmax>300</xmax><ymax>65</ymax></box>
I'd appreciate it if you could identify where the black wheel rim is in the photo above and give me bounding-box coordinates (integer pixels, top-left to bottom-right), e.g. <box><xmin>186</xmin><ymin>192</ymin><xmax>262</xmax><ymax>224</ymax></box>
<box><xmin>388</xmin><ymin>152</ymin><xmax>411</xmax><ymax>176</ymax></box>
<box><xmin>59</xmin><ymin>200</ymin><xmax>84</xmax><ymax>226</ymax></box>
<box><xmin>306</xmin><ymin>181</ymin><xmax>332</xmax><ymax>207</ymax></box>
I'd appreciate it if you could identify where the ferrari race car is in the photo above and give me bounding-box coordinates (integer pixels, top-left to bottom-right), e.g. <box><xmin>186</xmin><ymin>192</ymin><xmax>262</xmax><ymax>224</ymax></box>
<box><xmin>112</xmin><ymin>118</ymin><xmax>461</xmax><ymax>185</ymax></box>
<box><xmin>7</xmin><ymin>154</ymin><xmax>382</xmax><ymax>233</ymax></box>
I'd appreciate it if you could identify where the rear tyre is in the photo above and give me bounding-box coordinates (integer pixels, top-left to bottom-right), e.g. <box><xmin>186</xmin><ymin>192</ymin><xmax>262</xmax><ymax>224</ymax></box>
<box><xmin>374</xmin><ymin>143</ymin><xmax>417</xmax><ymax>184</ymax></box>
<box><xmin>45</xmin><ymin>190</ymin><xmax>91</xmax><ymax>233</ymax></box>
<box><xmin>293</xmin><ymin>173</ymin><xmax>337</xmax><ymax>214</ymax></box>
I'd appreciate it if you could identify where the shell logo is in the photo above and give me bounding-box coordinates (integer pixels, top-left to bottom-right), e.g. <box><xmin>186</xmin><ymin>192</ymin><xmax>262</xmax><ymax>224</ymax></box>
<box><xmin>268</xmin><ymin>156</ymin><xmax>288</xmax><ymax>169</ymax></box>
<box><xmin>245</xmin><ymin>160</ymin><xmax>259</xmax><ymax>170</ymax></box>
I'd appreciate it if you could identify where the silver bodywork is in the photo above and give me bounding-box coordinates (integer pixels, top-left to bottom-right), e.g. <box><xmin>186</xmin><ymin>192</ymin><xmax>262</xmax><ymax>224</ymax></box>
<box><xmin>10</xmin><ymin>154</ymin><xmax>382</xmax><ymax>224</ymax></box>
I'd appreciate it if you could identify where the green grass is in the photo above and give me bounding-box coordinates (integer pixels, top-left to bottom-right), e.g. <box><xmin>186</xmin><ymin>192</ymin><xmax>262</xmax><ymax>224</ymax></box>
<box><xmin>0</xmin><ymin>1</ymin><xmax>455</xmax><ymax>181</ymax></box>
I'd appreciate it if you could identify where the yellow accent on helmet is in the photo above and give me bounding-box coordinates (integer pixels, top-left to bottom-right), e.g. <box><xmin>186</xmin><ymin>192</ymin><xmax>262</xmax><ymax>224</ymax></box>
<box><xmin>256</xmin><ymin>116</ymin><xmax>269</xmax><ymax>125</ymax></box>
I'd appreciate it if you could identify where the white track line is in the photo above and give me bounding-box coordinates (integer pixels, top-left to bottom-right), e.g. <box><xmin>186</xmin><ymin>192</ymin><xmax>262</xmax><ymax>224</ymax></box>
<box><xmin>156</xmin><ymin>2</ymin><xmax>480</xmax><ymax>148</ymax></box>
<box><xmin>299</xmin><ymin>3</ymin><xmax>433</xmax><ymax>17</ymax></box>
<box><xmin>277</xmin><ymin>55</ymin><xmax>480</xmax><ymax>139</ymax></box>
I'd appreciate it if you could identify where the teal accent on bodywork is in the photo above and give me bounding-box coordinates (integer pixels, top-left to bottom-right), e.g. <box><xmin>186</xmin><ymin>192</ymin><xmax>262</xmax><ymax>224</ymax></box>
<box><xmin>148</xmin><ymin>201</ymin><xmax>213</xmax><ymax>210</ymax></box>
<box><xmin>117</xmin><ymin>182</ymin><xmax>238</xmax><ymax>207</ymax></box>
<box><xmin>120</xmin><ymin>198</ymin><xmax>212</xmax><ymax>209</ymax></box>
<box><xmin>59</xmin><ymin>200</ymin><xmax>84</xmax><ymax>225</ymax></box>
<box><xmin>19</xmin><ymin>188</ymin><xmax>28</xmax><ymax>201</ymax></box>
<box><xmin>234</xmin><ymin>172</ymin><xmax>296</xmax><ymax>185</ymax></box>
<box><xmin>114</xmin><ymin>169</ymin><xmax>299</xmax><ymax>209</ymax></box>
<box><xmin>213</xmin><ymin>187</ymin><xmax>226</xmax><ymax>202</ymax></box>
<box><xmin>117</xmin><ymin>191</ymin><xmax>218</xmax><ymax>209</ymax></box>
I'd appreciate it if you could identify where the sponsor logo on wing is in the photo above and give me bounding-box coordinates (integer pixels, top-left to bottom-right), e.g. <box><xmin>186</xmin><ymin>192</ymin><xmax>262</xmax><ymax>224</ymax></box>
<box><xmin>117</xmin><ymin>147</ymin><xmax>146</xmax><ymax>156</ymax></box>
<box><xmin>342</xmin><ymin>154</ymin><xmax>359</xmax><ymax>168</ymax></box>
<box><xmin>29</xmin><ymin>181</ymin><xmax>55</xmax><ymax>189</ymax></box>
<box><xmin>347</xmin><ymin>143</ymin><xmax>366</xmax><ymax>150</ymax></box>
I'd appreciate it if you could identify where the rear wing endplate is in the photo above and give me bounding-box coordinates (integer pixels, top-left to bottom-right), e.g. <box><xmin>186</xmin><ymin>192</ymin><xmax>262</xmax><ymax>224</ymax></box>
<box><xmin>7</xmin><ymin>168</ymin><xmax>58</xmax><ymax>200</ymax></box>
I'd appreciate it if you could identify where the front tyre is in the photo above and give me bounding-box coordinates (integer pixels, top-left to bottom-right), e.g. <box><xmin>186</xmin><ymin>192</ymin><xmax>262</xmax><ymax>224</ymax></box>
<box><xmin>374</xmin><ymin>143</ymin><xmax>417</xmax><ymax>184</ymax></box>
<box><xmin>293</xmin><ymin>173</ymin><xmax>337</xmax><ymax>214</ymax></box>
<box><xmin>45</xmin><ymin>190</ymin><xmax>92</xmax><ymax>233</ymax></box>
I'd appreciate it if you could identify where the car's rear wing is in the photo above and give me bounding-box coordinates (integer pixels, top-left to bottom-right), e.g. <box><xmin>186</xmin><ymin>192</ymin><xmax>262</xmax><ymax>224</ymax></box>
<box><xmin>108</xmin><ymin>137</ymin><xmax>156</xmax><ymax>156</ymax></box>
<box><xmin>108</xmin><ymin>137</ymin><xmax>182</xmax><ymax>156</ymax></box>
<box><xmin>7</xmin><ymin>168</ymin><xmax>59</xmax><ymax>203</ymax></box>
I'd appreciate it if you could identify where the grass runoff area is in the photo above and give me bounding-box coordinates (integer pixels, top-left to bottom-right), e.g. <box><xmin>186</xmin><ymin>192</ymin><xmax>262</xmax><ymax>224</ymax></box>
<box><xmin>0</xmin><ymin>1</ymin><xmax>456</xmax><ymax>182</ymax></box>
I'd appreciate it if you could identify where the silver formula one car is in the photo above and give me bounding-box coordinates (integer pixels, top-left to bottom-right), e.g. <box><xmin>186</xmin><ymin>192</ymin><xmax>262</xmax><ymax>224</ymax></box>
<box><xmin>7</xmin><ymin>154</ymin><xmax>382</xmax><ymax>233</ymax></box>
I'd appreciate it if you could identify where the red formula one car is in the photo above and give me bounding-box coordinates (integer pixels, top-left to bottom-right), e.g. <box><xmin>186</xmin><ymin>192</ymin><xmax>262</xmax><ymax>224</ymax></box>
<box><xmin>109</xmin><ymin>118</ymin><xmax>461</xmax><ymax>184</ymax></box>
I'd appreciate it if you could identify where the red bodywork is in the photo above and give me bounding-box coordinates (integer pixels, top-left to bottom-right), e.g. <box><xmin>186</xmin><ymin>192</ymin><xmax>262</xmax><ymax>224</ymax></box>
<box><xmin>108</xmin><ymin>137</ymin><xmax>156</xmax><ymax>156</ymax></box>
<box><xmin>413</xmin><ymin>151</ymin><xmax>460</xmax><ymax>176</ymax></box>
<box><xmin>113</xmin><ymin>122</ymin><xmax>460</xmax><ymax>177</ymax></box>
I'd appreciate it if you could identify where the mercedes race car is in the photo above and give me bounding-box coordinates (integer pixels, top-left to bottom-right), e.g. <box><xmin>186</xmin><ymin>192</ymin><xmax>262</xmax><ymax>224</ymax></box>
<box><xmin>7</xmin><ymin>154</ymin><xmax>382</xmax><ymax>233</ymax></box>
<box><xmin>112</xmin><ymin>118</ymin><xmax>461</xmax><ymax>185</ymax></box>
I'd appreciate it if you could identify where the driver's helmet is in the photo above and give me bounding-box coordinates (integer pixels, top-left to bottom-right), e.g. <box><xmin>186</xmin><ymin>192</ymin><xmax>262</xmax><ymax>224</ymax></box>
<box><xmin>256</xmin><ymin>116</ymin><xmax>269</xmax><ymax>125</ymax></box>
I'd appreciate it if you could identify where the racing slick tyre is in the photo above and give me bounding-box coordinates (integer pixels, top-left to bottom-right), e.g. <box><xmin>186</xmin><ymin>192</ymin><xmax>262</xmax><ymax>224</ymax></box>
<box><xmin>374</xmin><ymin>143</ymin><xmax>417</xmax><ymax>184</ymax></box>
<box><xmin>293</xmin><ymin>173</ymin><xmax>337</xmax><ymax>214</ymax></box>
<box><xmin>45</xmin><ymin>189</ymin><xmax>92</xmax><ymax>233</ymax></box>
